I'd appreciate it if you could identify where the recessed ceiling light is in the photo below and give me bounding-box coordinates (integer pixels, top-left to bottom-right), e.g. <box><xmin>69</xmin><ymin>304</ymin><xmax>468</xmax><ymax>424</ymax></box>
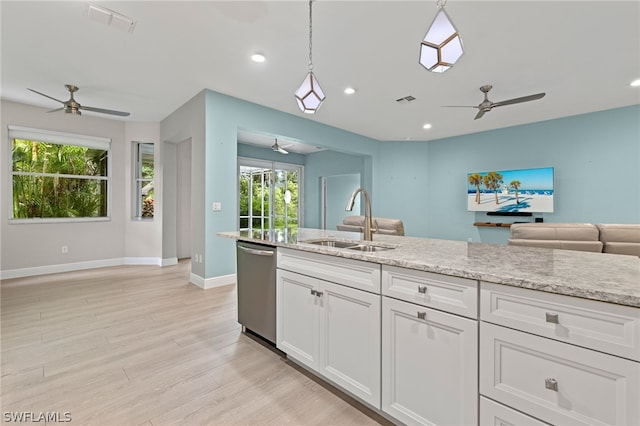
<box><xmin>423</xmin><ymin>123</ymin><xmax>432</xmax><ymax>129</ymax></box>
<box><xmin>344</xmin><ymin>87</ymin><xmax>356</xmax><ymax>95</ymax></box>
<box><xmin>631</xmin><ymin>79</ymin><xmax>640</xmax><ymax>87</ymax></box>
<box><xmin>251</xmin><ymin>54</ymin><xmax>266</xmax><ymax>63</ymax></box>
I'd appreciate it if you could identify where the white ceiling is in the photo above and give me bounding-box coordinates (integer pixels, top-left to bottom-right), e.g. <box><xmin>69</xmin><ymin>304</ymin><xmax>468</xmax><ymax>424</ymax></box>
<box><xmin>1</xmin><ymin>1</ymin><xmax>639</xmax><ymax>144</ymax></box>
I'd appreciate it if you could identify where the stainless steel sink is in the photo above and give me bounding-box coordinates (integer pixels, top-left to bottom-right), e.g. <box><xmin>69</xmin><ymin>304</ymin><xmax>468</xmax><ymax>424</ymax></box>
<box><xmin>346</xmin><ymin>244</ymin><xmax>394</xmax><ymax>252</ymax></box>
<box><xmin>303</xmin><ymin>239</ymin><xmax>360</xmax><ymax>248</ymax></box>
<box><xmin>302</xmin><ymin>239</ymin><xmax>396</xmax><ymax>252</ymax></box>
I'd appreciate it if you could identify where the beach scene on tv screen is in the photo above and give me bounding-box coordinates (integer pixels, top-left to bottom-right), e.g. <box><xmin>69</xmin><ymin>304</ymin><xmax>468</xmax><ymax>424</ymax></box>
<box><xmin>467</xmin><ymin>167</ymin><xmax>554</xmax><ymax>213</ymax></box>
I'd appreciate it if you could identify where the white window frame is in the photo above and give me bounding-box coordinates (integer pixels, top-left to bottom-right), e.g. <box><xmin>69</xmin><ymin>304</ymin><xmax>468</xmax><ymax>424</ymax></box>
<box><xmin>8</xmin><ymin>125</ymin><xmax>112</xmax><ymax>224</ymax></box>
<box><xmin>133</xmin><ymin>142</ymin><xmax>155</xmax><ymax>220</ymax></box>
<box><xmin>237</xmin><ymin>157</ymin><xmax>304</xmax><ymax>232</ymax></box>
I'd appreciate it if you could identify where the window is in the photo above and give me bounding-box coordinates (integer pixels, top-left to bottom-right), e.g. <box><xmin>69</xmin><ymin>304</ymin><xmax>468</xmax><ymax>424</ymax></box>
<box><xmin>134</xmin><ymin>142</ymin><xmax>154</xmax><ymax>219</ymax></box>
<box><xmin>238</xmin><ymin>158</ymin><xmax>302</xmax><ymax>233</ymax></box>
<box><xmin>9</xmin><ymin>126</ymin><xmax>111</xmax><ymax>221</ymax></box>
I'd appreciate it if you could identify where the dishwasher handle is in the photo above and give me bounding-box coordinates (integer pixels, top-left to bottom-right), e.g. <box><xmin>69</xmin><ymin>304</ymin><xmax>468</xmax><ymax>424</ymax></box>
<box><xmin>238</xmin><ymin>245</ymin><xmax>275</xmax><ymax>256</ymax></box>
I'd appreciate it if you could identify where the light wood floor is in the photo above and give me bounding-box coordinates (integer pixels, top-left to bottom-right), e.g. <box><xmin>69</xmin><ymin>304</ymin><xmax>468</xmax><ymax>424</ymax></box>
<box><xmin>1</xmin><ymin>261</ymin><xmax>389</xmax><ymax>426</ymax></box>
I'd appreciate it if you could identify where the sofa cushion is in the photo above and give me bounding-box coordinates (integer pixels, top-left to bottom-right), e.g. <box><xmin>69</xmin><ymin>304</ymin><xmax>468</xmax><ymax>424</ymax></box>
<box><xmin>337</xmin><ymin>215</ymin><xmax>405</xmax><ymax>236</ymax></box>
<box><xmin>509</xmin><ymin>223</ymin><xmax>600</xmax><ymax>241</ymax></box>
<box><xmin>508</xmin><ymin>239</ymin><xmax>604</xmax><ymax>252</ymax></box>
<box><xmin>596</xmin><ymin>224</ymin><xmax>640</xmax><ymax>256</ymax></box>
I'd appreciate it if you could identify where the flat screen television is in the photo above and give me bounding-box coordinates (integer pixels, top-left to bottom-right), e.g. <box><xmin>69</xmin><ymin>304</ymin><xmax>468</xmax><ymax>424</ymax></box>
<box><xmin>467</xmin><ymin>167</ymin><xmax>554</xmax><ymax>213</ymax></box>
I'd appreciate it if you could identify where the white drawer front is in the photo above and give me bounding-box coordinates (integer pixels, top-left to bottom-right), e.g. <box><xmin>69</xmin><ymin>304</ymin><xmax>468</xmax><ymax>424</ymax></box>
<box><xmin>480</xmin><ymin>397</ymin><xmax>550</xmax><ymax>426</ymax></box>
<box><xmin>480</xmin><ymin>322</ymin><xmax>640</xmax><ymax>426</ymax></box>
<box><xmin>382</xmin><ymin>265</ymin><xmax>477</xmax><ymax>318</ymax></box>
<box><xmin>481</xmin><ymin>282</ymin><xmax>640</xmax><ymax>361</ymax></box>
<box><xmin>278</xmin><ymin>248</ymin><xmax>381</xmax><ymax>293</ymax></box>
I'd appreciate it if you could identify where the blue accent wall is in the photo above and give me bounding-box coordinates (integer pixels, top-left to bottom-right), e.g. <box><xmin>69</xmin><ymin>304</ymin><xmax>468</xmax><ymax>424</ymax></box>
<box><xmin>377</xmin><ymin>105</ymin><xmax>640</xmax><ymax>244</ymax></box>
<box><xmin>202</xmin><ymin>90</ymin><xmax>378</xmax><ymax>279</ymax></box>
<box><xmin>304</xmin><ymin>150</ymin><xmax>366</xmax><ymax>228</ymax></box>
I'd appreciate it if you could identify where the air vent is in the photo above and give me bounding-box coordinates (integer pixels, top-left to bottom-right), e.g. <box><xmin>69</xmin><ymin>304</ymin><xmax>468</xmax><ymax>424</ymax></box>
<box><xmin>396</xmin><ymin>95</ymin><xmax>416</xmax><ymax>104</ymax></box>
<box><xmin>87</xmin><ymin>3</ymin><xmax>136</xmax><ymax>33</ymax></box>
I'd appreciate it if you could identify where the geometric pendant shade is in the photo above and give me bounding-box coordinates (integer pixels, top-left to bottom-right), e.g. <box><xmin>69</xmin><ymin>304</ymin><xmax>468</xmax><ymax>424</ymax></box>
<box><xmin>295</xmin><ymin>71</ymin><xmax>326</xmax><ymax>114</ymax></box>
<box><xmin>419</xmin><ymin>6</ymin><xmax>464</xmax><ymax>73</ymax></box>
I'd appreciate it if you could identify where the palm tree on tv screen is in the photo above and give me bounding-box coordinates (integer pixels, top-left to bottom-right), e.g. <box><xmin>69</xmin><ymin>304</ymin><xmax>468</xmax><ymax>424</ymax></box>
<box><xmin>510</xmin><ymin>180</ymin><xmax>521</xmax><ymax>204</ymax></box>
<box><xmin>483</xmin><ymin>171</ymin><xmax>503</xmax><ymax>205</ymax></box>
<box><xmin>468</xmin><ymin>173</ymin><xmax>482</xmax><ymax>204</ymax></box>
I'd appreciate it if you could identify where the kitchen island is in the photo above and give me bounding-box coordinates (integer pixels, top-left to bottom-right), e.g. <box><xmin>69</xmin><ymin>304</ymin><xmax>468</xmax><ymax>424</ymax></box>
<box><xmin>219</xmin><ymin>228</ymin><xmax>640</xmax><ymax>426</ymax></box>
<box><xmin>219</xmin><ymin>228</ymin><xmax>640</xmax><ymax>307</ymax></box>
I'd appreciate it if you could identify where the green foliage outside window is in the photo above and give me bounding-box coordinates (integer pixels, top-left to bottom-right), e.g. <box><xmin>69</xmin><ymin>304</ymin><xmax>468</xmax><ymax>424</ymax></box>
<box><xmin>12</xmin><ymin>139</ymin><xmax>108</xmax><ymax>219</ymax></box>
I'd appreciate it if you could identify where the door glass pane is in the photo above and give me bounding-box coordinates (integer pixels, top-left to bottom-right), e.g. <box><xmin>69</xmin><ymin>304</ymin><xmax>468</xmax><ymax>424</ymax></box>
<box><xmin>238</xmin><ymin>160</ymin><xmax>302</xmax><ymax>233</ymax></box>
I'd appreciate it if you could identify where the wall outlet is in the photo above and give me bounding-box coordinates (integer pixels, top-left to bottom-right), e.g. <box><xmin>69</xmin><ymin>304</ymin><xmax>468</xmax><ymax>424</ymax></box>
<box><xmin>198</xmin><ymin>254</ymin><xmax>203</xmax><ymax>263</ymax></box>
<box><xmin>212</xmin><ymin>202</ymin><xmax>222</xmax><ymax>211</ymax></box>
<box><xmin>61</xmin><ymin>245</ymin><xmax>68</xmax><ymax>254</ymax></box>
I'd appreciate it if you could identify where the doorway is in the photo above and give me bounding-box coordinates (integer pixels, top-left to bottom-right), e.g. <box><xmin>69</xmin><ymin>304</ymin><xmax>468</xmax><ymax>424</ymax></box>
<box><xmin>238</xmin><ymin>158</ymin><xmax>303</xmax><ymax>233</ymax></box>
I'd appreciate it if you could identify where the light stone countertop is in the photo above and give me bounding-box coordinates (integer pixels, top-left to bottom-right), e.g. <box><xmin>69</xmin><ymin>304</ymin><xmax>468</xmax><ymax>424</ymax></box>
<box><xmin>218</xmin><ymin>228</ymin><xmax>640</xmax><ymax>308</ymax></box>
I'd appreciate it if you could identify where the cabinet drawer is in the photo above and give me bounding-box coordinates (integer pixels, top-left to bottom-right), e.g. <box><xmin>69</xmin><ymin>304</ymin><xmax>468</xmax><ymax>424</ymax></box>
<box><xmin>278</xmin><ymin>248</ymin><xmax>380</xmax><ymax>294</ymax></box>
<box><xmin>480</xmin><ymin>397</ymin><xmax>550</xmax><ymax>426</ymax></box>
<box><xmin>382</xmin><ymin>265</ymin><xmax>477</xmax><ymax>318</ymax></box>
<box><xmin>480</xmin><ymin>322</ymin><xmax>640</xmax><ymax>426</ymax></box>
<box><xmin>481</xmin><ymin>282</ymin><xmax>640</xmax><ymax>361</ymax></box>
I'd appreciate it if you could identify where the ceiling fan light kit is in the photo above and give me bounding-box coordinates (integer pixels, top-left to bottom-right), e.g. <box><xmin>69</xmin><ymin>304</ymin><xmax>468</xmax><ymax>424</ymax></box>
<box><xmin>419</xmin><ymin>0</ymin><xmax>464</xmax><ymax>73</ymax></box>
<box><xmin>295</xmin><ymin>0</ymin><xmax>325</xmax><ymax>114</ymax></box>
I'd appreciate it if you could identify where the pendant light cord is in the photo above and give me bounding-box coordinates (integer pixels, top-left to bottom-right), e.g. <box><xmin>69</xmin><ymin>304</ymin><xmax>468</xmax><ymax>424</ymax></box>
<box><xmin>308</xmin><ymin>0</ymin><xmax>313</xmax><ymax>71</ymax></box>
<box><xmin>436</xmin><ymin>0</ymin><xmax>447</xmax><ymax>7</ymax></box>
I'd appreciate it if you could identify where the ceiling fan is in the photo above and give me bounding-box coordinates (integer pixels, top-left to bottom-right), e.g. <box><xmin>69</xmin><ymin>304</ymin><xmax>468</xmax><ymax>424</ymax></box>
<box><xmin>444</xmin><ymin>85</ymin><xmax>545</xmax><ymax>120</ymax></box>
<box><xmin>27</xmin><ymin>84</ymin><xmax>130</xmax><ymax>117</ymax></box>
<box><xmin>271</xmin><ymin>139</ymin><xmax>290</xmax><ymax>154</ymax></box>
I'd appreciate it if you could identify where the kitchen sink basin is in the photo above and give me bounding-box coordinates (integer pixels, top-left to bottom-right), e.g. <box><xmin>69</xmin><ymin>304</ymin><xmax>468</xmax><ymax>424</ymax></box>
<box><xmin>346</xmin><ymin>244</ymin><xmax>394</xmax><ymax>252</ymax></box>
<box><xmin>302</xmin><ymin>239</ymin><xmax>396</xmax><ymax>252</ymax></box>
<box><xmin>303</xmin><ymin>239</ymin><xmax>360</xmax><ymax>248</ymax></box>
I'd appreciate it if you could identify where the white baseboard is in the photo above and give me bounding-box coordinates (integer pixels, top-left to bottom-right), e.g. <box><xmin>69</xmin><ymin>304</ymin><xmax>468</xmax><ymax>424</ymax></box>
<box><xmin>125</xmin><ymin>257</ymin><xmax>163</xmax><ymax>266</ymax></box>
<box><xmin>161</xmin><ymin>257</ymin><xmax>178</xmax><ymax>266</ymax></box>
<box><xmin>0</xmin><ymin>258</ymin><xmax>123</xmax><ymax>280</ymax></box>
<box><xmin>189</xmin><ymin>272</ymin><xmax>236</xmax><ymax>289</ymax></box>
<box><xmin>1</xmin><ymin>257</ymin><xmax>177</xmax><ymax>280</ymax></box>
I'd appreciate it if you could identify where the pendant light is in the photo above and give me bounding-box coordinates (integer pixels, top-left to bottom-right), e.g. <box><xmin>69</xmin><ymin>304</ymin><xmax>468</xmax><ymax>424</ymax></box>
<box><xmin>419</xmin><ymin>0</ymin><xmax>464</xmax><ymax>73</ymax></box>
<box><xmin>295</xmin><ymin>0</ymin><xmax>325</xmax><ymax>114</ymax></box>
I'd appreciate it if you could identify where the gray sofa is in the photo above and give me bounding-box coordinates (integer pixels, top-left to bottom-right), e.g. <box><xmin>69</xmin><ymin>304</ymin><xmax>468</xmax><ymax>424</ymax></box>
<box><xmin>508</xmin><ymin>223</ymin><xmax>640</xmax><ymax>256</ymax></box>
<box><xmin>336</xmin><ymin>215</ymin><xmax>405</xmax><ymax>236</ymax></box>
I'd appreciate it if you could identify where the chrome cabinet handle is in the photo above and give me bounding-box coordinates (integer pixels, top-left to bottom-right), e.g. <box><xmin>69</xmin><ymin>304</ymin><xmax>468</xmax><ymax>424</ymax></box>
<box><xmin>545</xmin><ymin>312</ymin><xmax>559</xmax><ymax>324</ymax></box>
<box><xmin>418</xmin><ymin>285</ymin><xmax>428</xmax><ymax>294</ymax></box>
<box><xmin>417</xmin><ymin>311</ymin><xmax>426</xmax><ymax>320</ymax></box>
<box><xmin>545</xmin><ymin>378</ymin><xmax>558</xmax><ymax>391</ymax></box>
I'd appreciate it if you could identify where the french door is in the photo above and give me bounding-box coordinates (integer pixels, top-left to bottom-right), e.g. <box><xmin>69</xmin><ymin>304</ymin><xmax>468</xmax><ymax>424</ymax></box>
<box><xmin>238</xmin><ymin>158</ymin><xmax>303</xmax><ymax>233</ymax></box>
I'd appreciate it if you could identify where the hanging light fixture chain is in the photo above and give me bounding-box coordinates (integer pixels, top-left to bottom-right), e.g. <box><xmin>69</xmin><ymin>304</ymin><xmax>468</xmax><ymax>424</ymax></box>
<box><xmin>308</xmin><ymin>0</ymin><xmax>313</xmax><ymax>71</ymax></box>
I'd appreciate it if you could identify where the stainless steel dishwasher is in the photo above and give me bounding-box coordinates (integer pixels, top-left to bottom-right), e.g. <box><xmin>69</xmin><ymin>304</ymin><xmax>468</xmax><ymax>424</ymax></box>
<box><xmin>236</xmin><ymin>241</ymin><xmax>277</xmax><ymax>344</ymax></box>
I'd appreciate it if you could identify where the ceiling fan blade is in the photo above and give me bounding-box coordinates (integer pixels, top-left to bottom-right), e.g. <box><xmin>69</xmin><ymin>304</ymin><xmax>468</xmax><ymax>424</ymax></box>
<box><xmin>276</xmin><ymin>146</ymin><xmax>288</xmax><ymax>154</ymax></box>
<box><xmin>442</xmin><ymin>105</ymin><xmax>479</xmax><ymax>108</ymax></box>
<box><xmin>80</xmin><ymin>105</ymin><xmax>130</xmax><ymax>117</ymax></box>
<box><xmin>47</xmin><ymin>108</ymin><xmax>64</xmax><ymax>113</ymax></box>
<box><xmin>492</xmin><ymin>93</ymin><xmax>545</xmax><ymax>108</ymax></box>
<box><xmin>474</xmin><ymin>109</ymin><xmax>487</xmax><ymax>120</ymax></box>
<box><xmin>28</xmin><ymin>88</ymin><xmax>65</xmax><ymax>104</ymax></box>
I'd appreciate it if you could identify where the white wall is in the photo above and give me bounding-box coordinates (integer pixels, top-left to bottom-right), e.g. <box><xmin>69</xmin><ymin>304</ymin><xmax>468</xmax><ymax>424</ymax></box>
<box><xmin>0</xmin><ymin>100</ymin><xmax>162</xmax><ymax>278</ymax></box>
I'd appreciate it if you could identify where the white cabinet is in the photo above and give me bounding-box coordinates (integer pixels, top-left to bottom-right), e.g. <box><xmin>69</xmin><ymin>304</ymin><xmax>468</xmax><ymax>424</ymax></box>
<box><xmin>480</xmin><ymin>396</ymin><xmax>551</xmax><ymax>426</ymax></box>
<box><xmin>276</xmin><ymin>264</ymin><xmax>381</xmax><ymax>407</ymax></box>
<box><xmin>480</xmin><ymin>282</ymin><xmax>640</xmax><ymax>426</ymax></box>
<box><xmin>381</xmin><ymin>266</ymin><xmax>478</xmax><ymax>426</ymax></box>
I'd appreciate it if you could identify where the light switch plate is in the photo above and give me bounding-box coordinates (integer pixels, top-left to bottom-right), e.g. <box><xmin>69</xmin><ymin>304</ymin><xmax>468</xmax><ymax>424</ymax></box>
<box><xmin>212</xmin><ymin>202</ymin><xmax>222</xmax><ymax>211</ymax></box>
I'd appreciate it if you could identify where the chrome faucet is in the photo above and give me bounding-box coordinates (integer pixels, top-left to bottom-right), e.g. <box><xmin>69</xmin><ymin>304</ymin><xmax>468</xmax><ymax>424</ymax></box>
<box><xmin>345</xmin><ymin>188</ymin><xmax>378</xmax><ymax>241</ymax></box>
